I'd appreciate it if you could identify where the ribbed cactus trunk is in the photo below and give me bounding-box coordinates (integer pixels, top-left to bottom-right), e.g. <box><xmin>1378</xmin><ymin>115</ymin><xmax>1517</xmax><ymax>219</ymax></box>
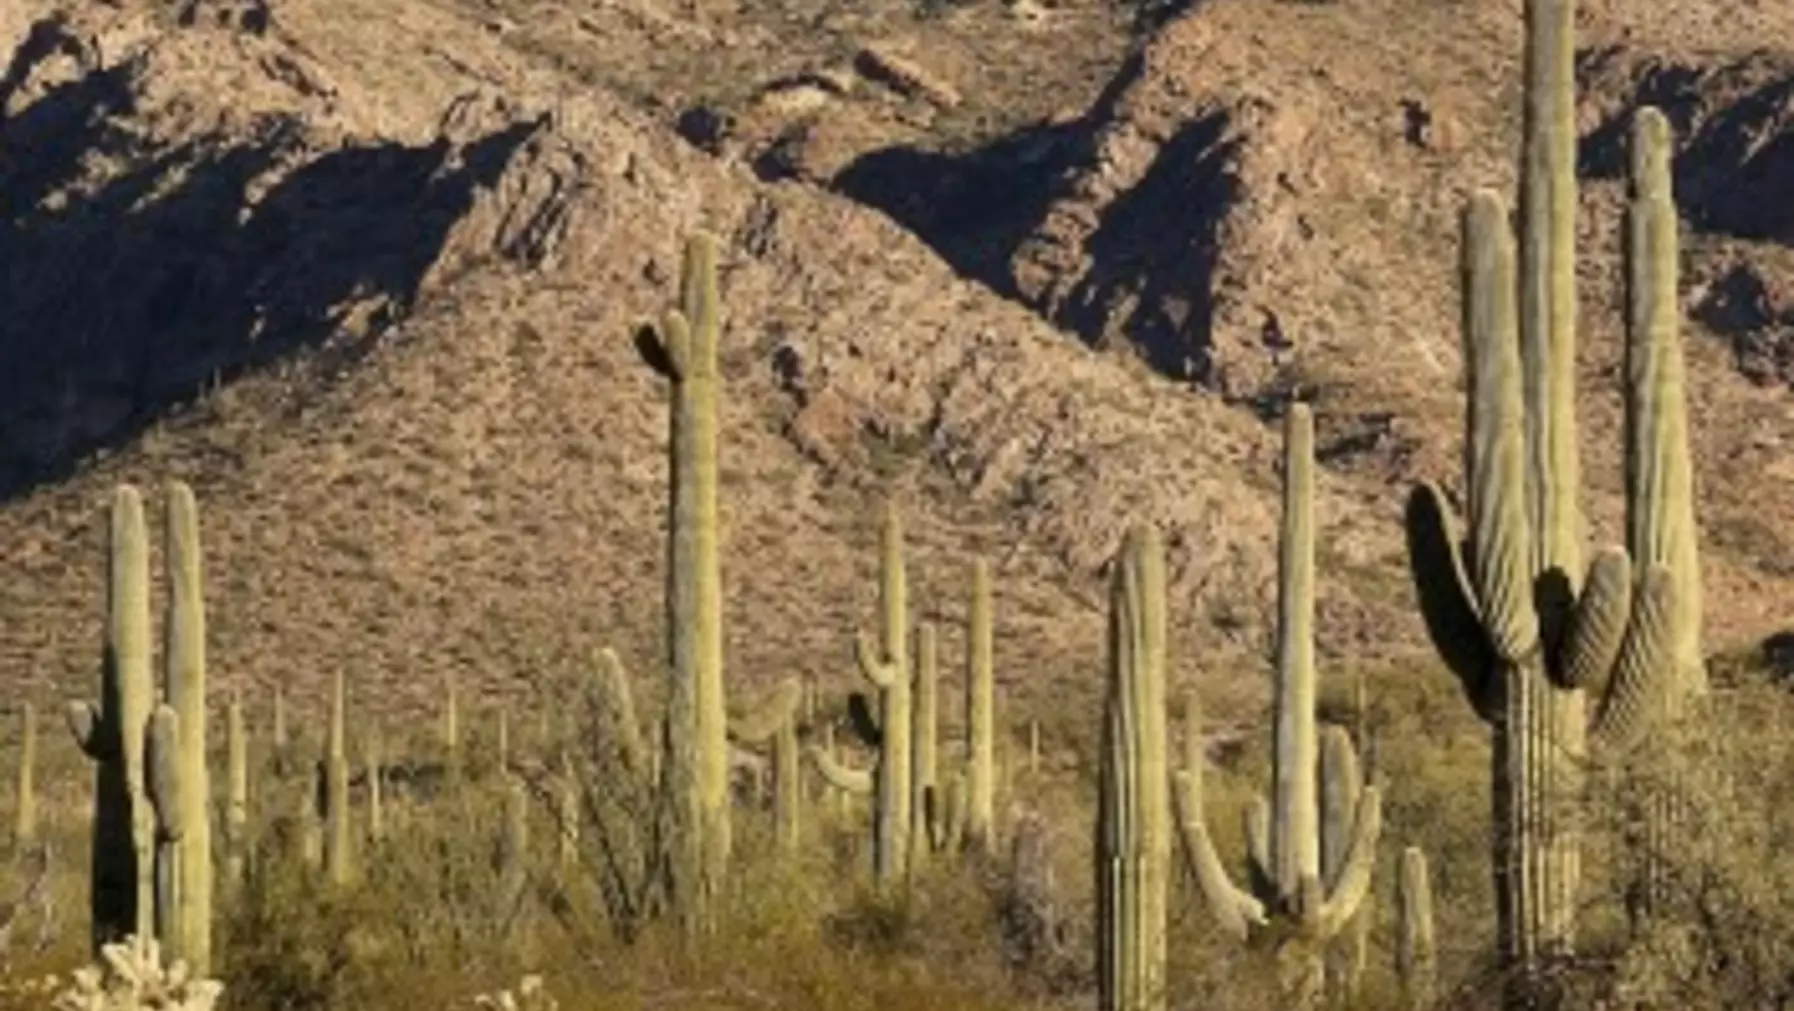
<box><xmin>161</xmin><ymin>482</ymin><xmax>211</xmax><ymax>975</ymax></box>
<box><xmin>14</xmin><ymin>702</ymin><xmax>36</xmax><ymax>849</ymax></box>
<box><xmin>146</xmin><ymin>705</ymin><xmax>183</xmax><ymax>953</ymax></box>
<box><xmin>658</xmin><ymin>232</ymin><xmax>730</xmax><ymax>932</ymax></box>
<box><xmin>1096</xmin><ymin>525</ymin><xmax>1170</xmax><ymax>1011</ymax></box>
<box><xmin>69</xmin><ymin>485</ymin><xmax>156</xmax><ymax>951</ymax></box>
<box><xmin>963</xmin><ymin>557</ymin><xmax>996</xmax><ymax>854</ymax></box>
<box><xmin>910</xmin><ymin>622</ymin><xmax>939</xmax><ymax>864</ymax></box>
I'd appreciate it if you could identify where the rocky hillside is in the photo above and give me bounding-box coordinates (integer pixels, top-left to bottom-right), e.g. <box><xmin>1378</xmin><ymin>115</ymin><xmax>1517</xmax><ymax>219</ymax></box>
<box><xmin>0</xmin><ymin>0</ymin><xmax>1788</xmax><ymax>742</ymax></box>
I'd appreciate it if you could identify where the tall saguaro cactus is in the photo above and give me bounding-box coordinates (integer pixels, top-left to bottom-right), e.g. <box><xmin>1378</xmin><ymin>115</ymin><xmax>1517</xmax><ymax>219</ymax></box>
<box><xmin>1096</xmin><ymin>524</ymin><xmax>1170</xmax><ymax>1011</ymax></box>
<box><xmin>1404</xmin><ymin>107</ymin><xmax>1697</xmax><ymax>993</ymax></box>
<box><xmin>652</xmin><ymin>231</ymin><xmax>731</xmax><ymax>932</ymax></box>
<box><xmin>70</xmin><ymin>486</ymin><xmax>158</xmax><ymax>950</ymax></box>
<box><xmin>963</xmin><ymin>557</ymin><xmax>996</xmax><ymax>854</ymax></box>
<box><xmin>1176</xmin><ymin>406</ymin><xmax>1382</xmax><ymax>1007</ymax></box>
<box><xmin>162</xmin><ymin>482</ymin><xmax>211</xmax><ymax>975</ymax></box>
<box><xmin>15</xmin><ymin>702</ymin><xmax>37</xmax><ymax>849</ymax></box>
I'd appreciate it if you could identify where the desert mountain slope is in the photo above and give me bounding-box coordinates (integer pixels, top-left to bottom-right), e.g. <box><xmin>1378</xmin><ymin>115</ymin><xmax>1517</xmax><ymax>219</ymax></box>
<box><xmin>0</xmin><ymin>0</ymin><xmax>1789</xmax><ymax>743</ymax></box>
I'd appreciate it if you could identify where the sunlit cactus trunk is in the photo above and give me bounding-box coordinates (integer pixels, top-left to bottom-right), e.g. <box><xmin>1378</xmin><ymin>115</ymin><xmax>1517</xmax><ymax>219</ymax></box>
<box><xmin>963</xmin><ymin>557</ymin><xmax>997</xmax><ymax>855</ymax></box>
<box><xmin>654</xmin><ymin>232</ymin><xmax>731</xmax><ymax>931</ymax></box>
<box><xmin>1096</xmin><ymin>525</ymin><xmax>1170</xmax><ymax>1011</ymax></box>
<box><xmin>14</xmin><ymin>702</ymin><xmax>36</xmax><ymax>849</ymax></box>
<box><xmin>161</xmin><ymin>482</ymin><xmax>211</xmax><ymax>974</ymax></box>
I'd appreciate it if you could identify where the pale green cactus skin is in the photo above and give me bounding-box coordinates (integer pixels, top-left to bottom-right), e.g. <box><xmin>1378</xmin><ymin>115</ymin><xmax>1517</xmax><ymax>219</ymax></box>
<box><xmin>1175</xmin><ymin>407</ymin><xmax>1382</xmax><ymax>1008</ymax></box>
<box><xmin>69</xmin><ymin>486</ymin><xmax>158</xmax><ymax>951</ymax></box>
<box><xmin>655</xmin><ymin>232</ymin><xmax>731</xmax><ymax>931</ymax></box>
<box><xmin>15</xmin><ymin>701</ymin><xmax>37</xmax><ymax>849</ymax></box>
<box><xmin>1404</xmin><ymin>105</ymin><xmax>1699</xmax><ymax>986</ymax></box>
<box><xmin>910</xmin><ymin>622</ymin><xmax>939</xmax><ymax>866</ymax></box>
<box><xmin>146</xmin><ymin>705</ymin><xmax>182</xmax><ymax>954</ymax></box>
<box><xmin>161</xmin><ymin>483</ymin><xmax>211</xmax><ymax>975</ymax></box>
<box><xmin>365</xmin><ymin>728</ymin><xmax>385</xmax><ymax>846</ymax></box>
<box><xmin>324</xmin><ymin>668</ymin><xmax>352</xmax><ymax>886</ymax></box>
<box><xmin>963</xmin><ymin>557</ymin><xmax>996</xmax><ymax>853</ymax></box>
<box><xmin>1396</xmin><ymin>846</ymin><xmax>1437</xmax><ymax>1011</ymax></box>
<box><xmin>1096</xmin><ymin>524</ymin><xmax>1170</xmax><ymax>1011</ymax></box>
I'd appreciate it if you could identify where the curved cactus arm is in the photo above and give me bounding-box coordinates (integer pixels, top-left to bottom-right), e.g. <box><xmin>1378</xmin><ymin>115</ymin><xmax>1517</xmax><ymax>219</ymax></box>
<box><xmin>728</xmin><ymin>679</ymin><xmax>803</xmax><ymax>745</ymax></box>
<box><xmin>1315</xmin><ymin>784</ymin><xmax>1383</xmax><ymax>936</ymax></box>
<box><xmin>854</xmin><ymin>632</ymin><xmax>897</xmax><ymax>690</ymax></box>
<box><xmin>1558</xmin><ymin>548</ymin><xmax>1632</xmax><ymax>689</ymax></box>
<box><xmin>1462</xmin><ymin>190</ymin><xmax>1543</xmax><ymax>666</ymax></box>
<box><xmin>1172</xmin><ymin>770</ymin><xmax>1267</xmax><ymax>941</ymax></box>
<box><xmin>657</xmin><ymin>310</ymin><xmax>693</xmax><ymax>379</ymax></box>
<box><xmin>1591</xmin><ymin>564</ymin><xmax>1676</xmax><ymax>750</ymax></box>
<box><xmin>1403</xmin><ymin>486</ymin><xmax>1498</xmax><ymax>718</ymax></box>
<box><xmin>808</xmin><ymin>746</ymin><xmax>873</xmax><ymax>795</ymax></box>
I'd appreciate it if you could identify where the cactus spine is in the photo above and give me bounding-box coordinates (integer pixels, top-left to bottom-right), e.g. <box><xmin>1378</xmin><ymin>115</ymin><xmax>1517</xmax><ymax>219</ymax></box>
<box><xmin>14</xmin><ymin>702</ymin><xmax>36</xmax><ymax>849</ymax></box>
<box><xmin>964</xmin><ymin>557</ymin><xmax>996</xmax><ymax>854</ymax></box>
<box><xmin>1176</xmin><ymin>406</ymin><xmax>1382</xmax><ymax>1007</ymax></box>
<box><xmin>1096</xmin><ymin>524</ymin><xmax>1170</xmax><ymax>1011</ymax></box>
<box><xmin>654</xmin><ymin>231</ymin><xmax>731</xmax><ymax>931</ymax></box>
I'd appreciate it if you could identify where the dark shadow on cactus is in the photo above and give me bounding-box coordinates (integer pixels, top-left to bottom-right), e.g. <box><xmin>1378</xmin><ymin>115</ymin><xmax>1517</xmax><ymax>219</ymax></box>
<box><xmin>1578</xmin><ymin>55</ymin><xmax>1794</xmax><ymax>243</ymax></box>
<box><xmin>0</xmin><ymin>14</ymin><xmax>546</xmax><ymax>502</ymax></box>
<box><xmin>632</xmin><ymin>324</ymin><xmax>678</xmax><ymax>379</ymax></box>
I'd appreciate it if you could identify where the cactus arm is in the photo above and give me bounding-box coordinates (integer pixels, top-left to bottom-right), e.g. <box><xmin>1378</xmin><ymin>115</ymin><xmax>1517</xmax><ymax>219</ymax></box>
<box><xmin>854</xmin><ymin>632</ymin><xmax>897</xmax><ymax>689</ymax></box>
<box><xmin>1590</xmin><ymin>565</ymin><xmax>1676</xmax><ymax>750</ymax></box>
<box><xmin>1402</xmin><ymin>486</ymin><xmax>1498</xmax><ymax>718</ymax></box>
<box><xmin>1315</xmin><ymin>784</ymin><xmax>1383</xmax><ymax>936</ymax></box>
<box><xmin>592</xmin><ymin>649</ymin><xmax>647</xmax><ymax>777</ymax></box>
<box><xmin>1558</xmin><ymin>548</ymin><xmax>1632</xmax><ymax>689</ymax></box>
<box><xmin>728</xmin><ymin>680</ymin><xmax>803</xmax><ymax>745</ymax></box>
<box><xmin>808</xmin><ymin>746</ymin><xmax>873</xmax><ymax>794</ymax></box>
<box><xmin>1172</xmin><ymin>770</ymin><xmax>1267</xmax><ymax>941</ymax></box>
<box><xmin>1463</xmin><ymin>190</ymin><xmax>1543</xmax><ymax>665</ymax></box>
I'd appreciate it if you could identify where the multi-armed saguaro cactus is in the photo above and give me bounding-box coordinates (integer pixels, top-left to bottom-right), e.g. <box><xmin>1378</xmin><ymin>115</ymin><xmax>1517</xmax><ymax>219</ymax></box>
<box><xmin>69</xmin><ymin>483</ymin><xmax>216</xmax><ymax>973</ymax></box>
<box><xmin>1175</xmin><ymin>405</ymin><xmax>1382</xmax><ymax>1007</ymax></box>
<box><xmin>649</xmin><ymin>231</ymin><xmax>732</xmax><ymax>932</ymax></box>
<box><xmin>1402</xmin><ymin>99</ymin><xmax>1702</xmax><ymax>992</ymax></box>
<box><xmin>1096</xmin><ymin>524</ymin><xmax>1171</xmax><ymax>1011</ymax></box>
<box><xmin>811</xmin><ymin>501</ymin><xmax>914</xmax><ymax>887</ymax></box>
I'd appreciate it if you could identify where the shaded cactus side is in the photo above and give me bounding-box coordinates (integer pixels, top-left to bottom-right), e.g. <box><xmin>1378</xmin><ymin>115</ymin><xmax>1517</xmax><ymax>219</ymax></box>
<box><xmin>1096</xmin><ymin>524</ymin><xmax>1170</xmax><ymax>1011</ymax></box>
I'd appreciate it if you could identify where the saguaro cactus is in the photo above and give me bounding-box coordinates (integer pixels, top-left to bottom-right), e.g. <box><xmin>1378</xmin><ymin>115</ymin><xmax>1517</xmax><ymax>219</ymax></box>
<box><xmin>811</xmin><ymin>501</ymin><xmax>915</xmax><ymax>886</ymax></box>
<box><xmin>1096</xmin><ymin>524</ymin><xmax>1170</xmax><ymax>1011</ymax></box>
<box><xmin>324</xmin><ymin>668</ymin><xmax>352</xmax><ymax>886</ymax></box>
<box><xmin>1403</xmin><ymin>110</ymin><xmax>1697</xmax><ymax>992</ymax></box>
<box><xmin>15</xmin><ymin>702</ymin><xmax>37</xmax><ymax>849</ymax></box>
<box><xmin>911</xmin><ymin>622</ymin><xmax>940</xmax><ymax>864</ymax></box>
<box><xmin>964</xmin><ymin>558</ymin><xmax>996</xmax><ymax>853</ymax></box>
<box><xmin>69</xmin><ymin>486</ymin><xmax>157</xmax><ymax>950</ymax></box>
<box><xmin>1396</xmin><ymin>846</ymin><xmax>1437</xmax><ymax>1010</ymax></box>
<box><xmin>161</xmin><ymin>482</ymin><xmax>211</xmax><ymax>975</ymax></box>
<box><xmin>652</xmin><ymin>231</ymin><xmax>731</xmax><ymax>932</ymax></box>
<box><xmin>145</xmin><ymin>705</ymin><xmax>183</xmax><ymax>953</ymax></box>
<box><xmin>224</xmin><ymin>694</ymin><xmax>248</xmax><ymax>892</ymax></box>
<box><xmin>1175</xmin><ymin>406</ymin><xmax>1382</xmax><ymax>1007</ymax></box>
<box><xmin>729</xmin><ymin>680</ymin><xmax>805</xmax><ymax>853</ymax></box>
